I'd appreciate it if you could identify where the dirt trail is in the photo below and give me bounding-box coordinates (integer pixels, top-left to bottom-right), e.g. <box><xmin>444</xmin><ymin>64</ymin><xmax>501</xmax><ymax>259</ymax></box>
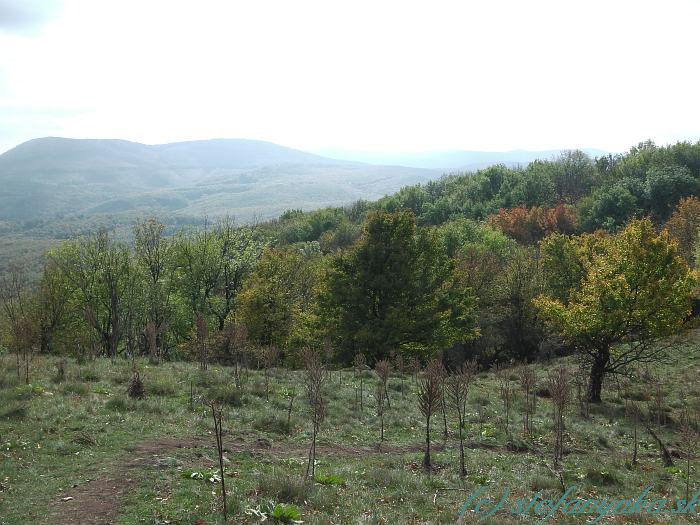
<box><xmin>48</xmin><ymin>438</ymin><xmax>196</xmax><ymax>525</ymax></box>
<box><xmin>47</xmin><ymin>434</ymin><xmax>526</xmax><ymax>524</ymax></box>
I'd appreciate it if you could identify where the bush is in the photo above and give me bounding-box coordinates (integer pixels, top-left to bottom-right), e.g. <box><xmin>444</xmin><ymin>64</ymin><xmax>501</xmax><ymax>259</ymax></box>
<box><xmin>128</xmin><ymin>372</ymin><xmax>145</xmax><ymax>399</ymax></box>
<box><xmin>253</xmin><ymin>414</ymin><xmax>291</xmax><ymax>435</ymax></box>
<box><xmin>208</xmin><ymin>385</ymin><xmax>243</xmax><ymax>407</ymax></box>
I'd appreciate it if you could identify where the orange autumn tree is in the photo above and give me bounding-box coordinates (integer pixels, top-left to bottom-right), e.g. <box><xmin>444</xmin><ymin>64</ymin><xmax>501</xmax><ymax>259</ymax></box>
<box><xmin>488</xmin><ymin>204</ymin><xmax>577</xmax><ymax>244</ymax></box>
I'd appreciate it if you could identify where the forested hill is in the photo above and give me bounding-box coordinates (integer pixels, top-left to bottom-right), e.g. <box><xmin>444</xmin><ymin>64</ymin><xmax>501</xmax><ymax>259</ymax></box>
<box><xmin>2</xmin><ymin>139</ymin><xmax>699</xmax><ymax>394</ymax></box>
<box><xmin>270</xmin><ymin>140</ymin><xmax>700</xmax><ymax>248</ymax></box>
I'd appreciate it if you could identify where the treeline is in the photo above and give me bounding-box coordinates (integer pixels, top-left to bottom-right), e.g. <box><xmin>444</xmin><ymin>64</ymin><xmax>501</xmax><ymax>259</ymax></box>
<box><xmin>1</xmin><ymin>140</ymin><xmax>699</xmax><ymax>402</ymax></box>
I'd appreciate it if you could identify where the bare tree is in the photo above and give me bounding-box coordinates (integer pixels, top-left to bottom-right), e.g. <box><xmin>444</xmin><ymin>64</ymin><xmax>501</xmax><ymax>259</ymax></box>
<box><xmin>353</xmin><ymin>353</ymin><xmax>366</xmax><ymax>412</ymax></box>
<box><xmin>679</xmin><ymin>404</ymin><xmax>698</xmax><ymax>503</ymax></box>
<box><xmin>391</xmin><ymin>351</ymin><xmax>406</xmax><ymax>398</ymax></box>
<box><xmin>222</xmin><ymin>322</ymin><xmax>248</xmax><ymax>389</ymax></box>
<box><xmin>625</xmin><ymin>400</ymin><xmax>641</xmax><ymax>467</ymax></box>
<box><xmin>494</xmin><ymin>363</ymin><xmax>514</xmax><ymax>437</ymax></box>
<box><xmin>376</xmin><ymin>380</ymin><xmax>386</xmax><ymax>446</ymax></box>
<box><xmin>572</xmin><ymin>364</ymin><xmax>590</xmax><ymax>419</ymax></box>
<box><xmin>417</xmin><ymin>359</ymin><xmax>443</xmax><ymax>471</ymax></box>
<box><xmin>519</xmin><ymin>365</ymin><xmax>537</xmax><ymax>435</ymax></box>
<box><xmin>547</xmin><ymin>366</ymin><xmax>571</xmax><ymax>467</ymax></box>
<box><xmin>210</xmin><ymin>402</ymin><xmax>228</xmax><ymax>522</ymax></box>
<box><xmin>447</xmin><ymin>360</ymin><xmax>477</xmax><ymax>477</ymax></box>
<box><xmin>375</xmin><ymin>359</ymin><xmax>391</xmax><ymax>409</ymax></box>
<box><xmin>302</xmin><ymin>347</ymin><xmax>327</xmax><ymax>480</ymax></box>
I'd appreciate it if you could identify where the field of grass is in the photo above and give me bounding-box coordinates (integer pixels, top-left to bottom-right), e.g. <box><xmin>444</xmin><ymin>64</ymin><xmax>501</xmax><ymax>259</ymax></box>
<box><xmin>0</xmin><ymin>334</ymin><xmax>698</xmax><ymax>524</ymax></box>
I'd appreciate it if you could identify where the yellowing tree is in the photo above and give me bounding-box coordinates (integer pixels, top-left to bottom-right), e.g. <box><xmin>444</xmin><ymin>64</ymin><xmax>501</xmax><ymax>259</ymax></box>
<box><xmin>535</xmin><ymin>219</ymin><xmax>696</xmax><ymax>402</ymax></box>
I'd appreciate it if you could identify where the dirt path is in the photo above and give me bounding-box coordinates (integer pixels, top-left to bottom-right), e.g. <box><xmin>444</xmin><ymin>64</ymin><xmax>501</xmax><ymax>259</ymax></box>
<box><xmin>46</xmin><ymin>434</ymin><xmax>547</xmax><ymax>524</ymax></box>
<box><xmin>48</xmin><ymin>438</ymin><xmax>197</xmax><ymax>525</ymax></box>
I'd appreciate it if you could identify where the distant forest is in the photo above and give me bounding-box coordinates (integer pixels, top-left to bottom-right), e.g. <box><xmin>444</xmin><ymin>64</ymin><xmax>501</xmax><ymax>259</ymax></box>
<box><xmin>2</xmin><ymin>139</ymin><xmax>699</xmax><ymax>402</ymax></box>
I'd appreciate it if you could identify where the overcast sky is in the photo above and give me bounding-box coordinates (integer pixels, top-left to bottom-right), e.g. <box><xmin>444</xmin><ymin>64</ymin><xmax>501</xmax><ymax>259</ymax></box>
<box><xmin>1</xmin><ymin>0</ymin><xmax>699</xmax><ymax>154</ymax></box>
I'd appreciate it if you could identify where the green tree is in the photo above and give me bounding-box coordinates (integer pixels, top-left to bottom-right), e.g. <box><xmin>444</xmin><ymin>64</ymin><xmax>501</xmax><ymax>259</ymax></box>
<box><xmin>321</xmin><ymin>210</ymin><xmax>476</xmax><ymax>363</ymax></box>
<box><xmin>535</xmin><ymin>219</ymin><xmax>696</xmax><ymax>402</ymax></box>
<box><xmin>237</xmin><ymin>247</ymin><xmax>321</xmax><ymax>351</ymax></box>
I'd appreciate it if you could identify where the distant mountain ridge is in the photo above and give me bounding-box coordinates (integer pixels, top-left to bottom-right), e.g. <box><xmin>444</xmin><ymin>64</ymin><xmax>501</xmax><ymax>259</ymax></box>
<box><xmin>313</xmin><ymin>147</ymin><xmax>609</xmax><ymax>170</ymax></box>
<box><xmin>0</xmin><ymin>137</ymin><xmax>435</xmax><ymax>221</ymax></box>
<box><xmin>0</xmin><ymin>137</ymin><xmax>608</xmax><ymax>222</ymax></box>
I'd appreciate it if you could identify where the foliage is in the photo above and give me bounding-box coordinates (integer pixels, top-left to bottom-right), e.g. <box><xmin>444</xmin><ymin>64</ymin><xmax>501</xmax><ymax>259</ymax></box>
<box><xmin>535</xmin><ymin>219</ymin><xmax>697</xmax><ymax>401</ymax></box>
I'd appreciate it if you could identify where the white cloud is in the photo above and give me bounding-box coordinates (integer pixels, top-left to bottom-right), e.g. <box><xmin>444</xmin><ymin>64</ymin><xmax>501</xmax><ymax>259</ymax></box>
<box><xmin>1</xmin><ymin>0</ymin><xmax>699</xmax><ymax>153</ymax></box>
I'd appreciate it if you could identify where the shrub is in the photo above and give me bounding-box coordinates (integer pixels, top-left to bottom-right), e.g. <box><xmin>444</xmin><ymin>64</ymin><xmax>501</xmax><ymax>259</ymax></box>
<box><xmin>128</xmin><ymin>372</ymin><xmax>145</xmax><ymax>399</ymax></box>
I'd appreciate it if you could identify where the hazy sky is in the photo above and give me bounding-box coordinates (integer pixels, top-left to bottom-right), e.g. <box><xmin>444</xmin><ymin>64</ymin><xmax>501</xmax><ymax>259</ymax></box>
<box><xmin>1</xmin><ymin>0</ymin><xmax>699</xmax><ymax>154</ymax></box>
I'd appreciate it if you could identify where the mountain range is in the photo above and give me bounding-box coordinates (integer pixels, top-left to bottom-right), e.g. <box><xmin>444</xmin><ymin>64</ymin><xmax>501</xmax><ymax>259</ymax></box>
<box><xmin>0</xmin><ymin>137</ymin><xmax>607</xmax><ymax>222</ymax></box>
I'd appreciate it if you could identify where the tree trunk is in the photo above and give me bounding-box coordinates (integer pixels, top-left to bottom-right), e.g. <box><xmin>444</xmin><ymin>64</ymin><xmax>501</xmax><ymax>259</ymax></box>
<box><xmin>587</xmin><ymin>348</ymin><xmax>609</xmax><ymax>403</ymax></box>
<box><xmin>423</xmin><ymin>416</ymin><xmax>431</xmax><ymax>470</ymax></box>
<box><xmin>458</xmin><ymin>418</ymin><xmax>466</xmax><ymax>478</ymax></box>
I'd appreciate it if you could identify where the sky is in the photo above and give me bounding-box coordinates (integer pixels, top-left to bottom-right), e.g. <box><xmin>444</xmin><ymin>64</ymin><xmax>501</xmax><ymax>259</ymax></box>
<box><xmin>1</xmin><ymin>0</ymin><xmax>700</xmax><ymax>155</ymax></box>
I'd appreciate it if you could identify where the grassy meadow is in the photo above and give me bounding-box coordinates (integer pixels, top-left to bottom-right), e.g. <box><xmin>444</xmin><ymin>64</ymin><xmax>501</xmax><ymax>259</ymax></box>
<box><xmin>0</xmin><ymin>335</ymin><xmax>698</xmax><ymax>525</ymax></box>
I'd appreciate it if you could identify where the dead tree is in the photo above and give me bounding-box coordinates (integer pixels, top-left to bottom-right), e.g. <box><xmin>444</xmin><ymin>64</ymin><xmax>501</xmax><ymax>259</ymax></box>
<box><xmin>353</xmin><ymin>353</ymin><xmax>366</xmax><ymax>412</ymax></box>
<box><xmin>210</xmin><ymin>403</ymin><xmax>228</xmax><ymax>522</ymax></box>
<box><xmin>375</xmin><ymin>359</ymin><xmax>391</xmax><ymax>409</ymax></box>
<box><xmin>625</xmin><ymin>400</ymin><xmax>640</xmax><ymax>467</ymax></box>
<box><xmin>519</xmin><ymin>365</ymin><xmax>537</xmax><ymax>435</ymax></box>
<box><xmin>547</xmin><ymin>366</ymin><xmax>571</xmax><ymax>467</ymax></box>
<box><xmin>573</xmin><ymin>364</ymin><xmax>590</xmax><ymax>419</ymax></box>
<box><xmin>224</xmin><ymin>322</ymin><xmax>248</xmax><ymax>390</ymax></box>
<box><xmin>494</xmin><ymin>364</ymin><xmax>514</xmax><ymax>437</ymax></box>
<box><xmin>447</xmin><ymin>360</ymin><xmax>477</xmax><ymax>477</ymax></box>
<box><xmin>392</xmin><ymin>352</ymin><xmax>406</xmax><ymax>398</ymax></box>
<box><xmin>376</xmin><ymin>380</ymin><xmax>386</xmax><ymax>446</ymax></box>
<box><xmin>302</xmin><ymin>347</ymin><xmax>327</xmax><ymax>480</ymax></box>
<box><xmin>418</xmin><ymin>359</ymin><xmax>443</xmax><ymax>471</ymax></box>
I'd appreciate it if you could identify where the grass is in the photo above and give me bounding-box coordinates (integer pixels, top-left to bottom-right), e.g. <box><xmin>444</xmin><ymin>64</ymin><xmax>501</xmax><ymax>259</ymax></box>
<box><xmin>0</xmin><ymin>331</ymin><xmax>698</xmax><ymax>524</ymax></box>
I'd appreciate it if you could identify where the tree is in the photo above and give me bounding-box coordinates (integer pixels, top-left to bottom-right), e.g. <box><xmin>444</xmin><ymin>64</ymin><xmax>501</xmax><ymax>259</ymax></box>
<box><xmin>321</xmin><ymin>210</ymin><xmax>477</xmax><ymax>363</ymax></box>
<box><xmin>535</xmin><ymin>219</ymin><xmax>696</xmax><ymax>402</ymax></box>
<box><xmin>664</xmin><ymin>196</ymin><xmax>700</xmax><ymax>266</ymax></box>
<box><xmin>488</xmin><ymin>204</ymin><xmax>577</xmax><ymax>245</ymax></box>
<box><xmin>237</xmin><ymin>247</ymin><xmax>321</xmax><ymax>351</ymax></box>
<box><xmin>446</xmin><ymin>360</ymin><xmax>476</xmax><ymax>477</ymax></box>
<box><xmin>0</xmin><ymin>266</ymin><xmax>38</xmax><ymax>382</ymax></box>
<box><xmin>50</xmin><ymin>231</ymin><xmax>135</xmax><ymax>359</ymax></box>
<box><xmin>134</xmin><ymin>218</ymin><xmax>174</xmax><ymax>359</ymax></box>
<box><xmin>417</xmin><ymin>359</ymin><xmax>443</xmax><ymax>471</ymax></box>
